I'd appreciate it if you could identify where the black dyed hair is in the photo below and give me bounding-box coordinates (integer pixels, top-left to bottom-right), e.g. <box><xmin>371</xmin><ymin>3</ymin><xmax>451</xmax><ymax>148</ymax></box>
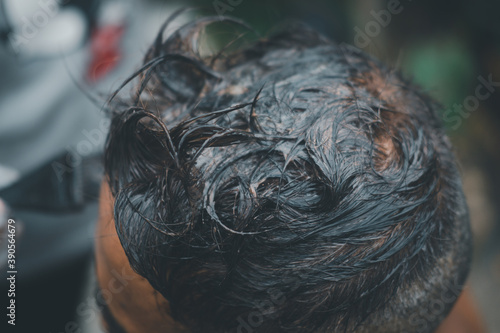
<box><xmin>104</xmin><ymin>12</ymin><xmax>472</xmax><ymax>333</ymax></box>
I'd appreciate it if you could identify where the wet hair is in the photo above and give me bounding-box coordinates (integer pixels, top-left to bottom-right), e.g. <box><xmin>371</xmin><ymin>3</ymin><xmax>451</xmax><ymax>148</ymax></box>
<box><xmin>104</xmin><ymin>12</ymin><xmax>472</xmax><ymax>333</ymax></box>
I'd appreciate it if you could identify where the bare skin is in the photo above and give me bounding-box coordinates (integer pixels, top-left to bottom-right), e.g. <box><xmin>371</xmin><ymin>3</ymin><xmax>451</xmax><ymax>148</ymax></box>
<box><xmin>436</xmin><ymin>288</ymin><xmax>486</xmax><ymax>333</ymax></box>
<box><xmin>95</xmin><ymin>181</ymin><xmax>485</xmax><ymax>333</ymax></box>
<box><xmin>95</xmin><ymin>182</ymin><xmax>187</xmax><ymax>333</ymax></box>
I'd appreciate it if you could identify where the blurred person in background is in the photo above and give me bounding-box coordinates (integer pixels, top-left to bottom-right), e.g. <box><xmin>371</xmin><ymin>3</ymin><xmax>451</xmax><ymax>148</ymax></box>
<box><xmin>0</xmin><ymin>0</ymin><xmax>130</xmax><ymax>331</ymax></box>
<box><xmin>0</xmin><ymin>1</ymin><xmax>195</xmax><ymax>331</ymax></box>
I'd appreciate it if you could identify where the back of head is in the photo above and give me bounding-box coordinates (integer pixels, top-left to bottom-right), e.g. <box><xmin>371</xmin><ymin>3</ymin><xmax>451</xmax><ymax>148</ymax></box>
<box><xmin>104</xmin><ymin>15</ymin><xmax>471</xmax><ymax>333</ymax></box>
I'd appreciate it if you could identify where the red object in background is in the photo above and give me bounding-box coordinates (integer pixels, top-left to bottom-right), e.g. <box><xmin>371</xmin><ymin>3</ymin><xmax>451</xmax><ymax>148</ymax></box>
<box><xmin>87</xmin><ymin>24</ymin><xmax>125</xmax><ymax>82</ymax></box>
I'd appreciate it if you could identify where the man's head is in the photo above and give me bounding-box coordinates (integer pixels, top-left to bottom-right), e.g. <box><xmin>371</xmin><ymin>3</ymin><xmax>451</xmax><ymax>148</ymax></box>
<box><xmin>95</xmin><ymin>16</ymin><xmax>472</xmax><ymax>333</ymax></box>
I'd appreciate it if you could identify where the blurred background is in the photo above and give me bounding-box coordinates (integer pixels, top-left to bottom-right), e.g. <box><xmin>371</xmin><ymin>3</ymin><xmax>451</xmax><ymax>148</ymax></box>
<box><xmin>0</xmin><ymin>0</ymin><xmax>498</xmax><ymax>332</ymax></box>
